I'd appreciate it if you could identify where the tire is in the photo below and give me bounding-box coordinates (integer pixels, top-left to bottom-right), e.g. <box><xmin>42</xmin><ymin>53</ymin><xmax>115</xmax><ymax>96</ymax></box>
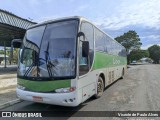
<box><xmin>121</xmin><ymin>69</ymin><xmax>125</xmax><ymax>79</ymax></box>
<box><xmin>94</xmin><ymin>76</ymin><xmax>104</xmax><ymax>98</ymax></box>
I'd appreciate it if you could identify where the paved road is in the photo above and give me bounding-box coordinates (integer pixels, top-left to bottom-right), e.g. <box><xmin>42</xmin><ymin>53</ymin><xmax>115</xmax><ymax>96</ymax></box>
<box><xmin>0</xmin><ymin>66</ymin><xmax>17</xmax><ymax>105</ymax></box>
<box><xmin>0</xmin><ymin>65</ymin><xmax>17</xmax><ymax>75</ymax></box>
<box><xmin>1</xmin><ymin>64</ymin><xmax>160</xmax><ymax>120</ymax></box>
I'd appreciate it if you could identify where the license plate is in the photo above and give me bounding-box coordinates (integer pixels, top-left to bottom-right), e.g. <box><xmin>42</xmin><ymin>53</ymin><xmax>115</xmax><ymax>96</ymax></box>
<box><xmin>32</xmin><ymin>96</ymin><xmax>43</xmax><ymax>102</ymax></box>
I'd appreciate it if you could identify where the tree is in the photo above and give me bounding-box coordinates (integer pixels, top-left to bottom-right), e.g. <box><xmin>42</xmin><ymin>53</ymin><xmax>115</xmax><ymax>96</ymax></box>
<box><xmin>0</xmin><ymin>48</ymin><xmax>19</xmax><ymax>64</ymax></box>
<box><xmin>115</xmin><ymin>30</ymin><xmax>142</xmax><ymax>54</ymax></box>
<box><xmin>0</xmin><ymin>50</ymin><xmax>4</xmax><ymax>54</ymax></box>
<box><xmin>129</xmin><ymin>49</ymin><xmax>149</xmax><ymax>62</ymax></box>
<box><xmin>10</xmin><ymin>48</ymin><xmax>19</xmax><ymax>64</ymax></box>
<box><xmin>148</xmin><ymin>45</ymin><xmax>160</xmax><ymax>64</ymax></box>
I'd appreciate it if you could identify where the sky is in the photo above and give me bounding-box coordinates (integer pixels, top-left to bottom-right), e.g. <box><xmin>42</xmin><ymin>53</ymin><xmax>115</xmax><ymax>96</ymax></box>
<box><xmin>0</xmin><ymin>0</ymin><xmax>160</xmax><ymax>49</ymax></box>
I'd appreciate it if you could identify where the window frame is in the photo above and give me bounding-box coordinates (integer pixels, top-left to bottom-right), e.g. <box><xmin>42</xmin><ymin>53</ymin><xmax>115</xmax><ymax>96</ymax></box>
<box><xmin>78</xmin><ymin>20</ymin><xmax>95</xmax><ymax>77</ymax></box>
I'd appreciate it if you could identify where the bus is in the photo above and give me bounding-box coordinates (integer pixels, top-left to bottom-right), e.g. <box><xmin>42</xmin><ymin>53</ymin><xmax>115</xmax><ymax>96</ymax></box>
<box><xmin>12</xmin><ymin>16</ymin><xmax>127</xmax><ymax>106</ymax></box>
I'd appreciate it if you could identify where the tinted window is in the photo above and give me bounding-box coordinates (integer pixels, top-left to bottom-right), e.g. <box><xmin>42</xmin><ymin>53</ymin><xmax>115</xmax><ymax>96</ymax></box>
<box><xmin>95</xmin><ymin>28</ymin><xmax>105</xmax><ymax>52</ymax></box>
<box><xmin>39</xmin><ymin>20</ymin><xmax>78</xmax><ymax>77</ymax></box>
<box><xmin>18</xmin><ymin>20</ymin><xmax>78</xmax><ymax>78</ymax></box>
<box><xmin>81</xmin><ymin>22</ymin><xmax>94</xmax><ymax>49</ymax></box>
<box><xmin>79</xmin><ymin>22</ymin><xmax>94</xmax><ymax>76</ymax></box>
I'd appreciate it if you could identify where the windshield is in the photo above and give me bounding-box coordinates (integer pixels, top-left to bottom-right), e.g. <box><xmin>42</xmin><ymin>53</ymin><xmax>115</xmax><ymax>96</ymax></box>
<box><xmin>18</xmin><ymin>20</ymin><xmax>78</xmax><ymax>79</ymax></box>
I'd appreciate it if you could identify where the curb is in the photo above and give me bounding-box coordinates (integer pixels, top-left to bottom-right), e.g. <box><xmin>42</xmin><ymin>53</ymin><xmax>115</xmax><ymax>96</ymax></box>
<box><xmin>0</xmin><ymin>99</ymin><xmax>23</xmax><ymax>110</ymax></box>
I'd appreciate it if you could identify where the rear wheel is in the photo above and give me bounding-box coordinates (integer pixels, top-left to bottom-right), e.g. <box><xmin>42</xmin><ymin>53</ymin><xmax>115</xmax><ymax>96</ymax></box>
<box><xmin>94</xmin><ymin>76</ymin><xmax>104</xmax><ymax>98</ymax></box>
<box><xmin>121</xmin><ymin>69</ymin><xmax>125</xmax><ymax>79</ymax></box>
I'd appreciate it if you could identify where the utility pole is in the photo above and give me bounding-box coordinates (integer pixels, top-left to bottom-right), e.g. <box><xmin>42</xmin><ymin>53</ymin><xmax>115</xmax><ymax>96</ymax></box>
<box><xmin>4</xmin><ymin>41</ymin><xmax>6</xmax><ymax>68</ymax></box>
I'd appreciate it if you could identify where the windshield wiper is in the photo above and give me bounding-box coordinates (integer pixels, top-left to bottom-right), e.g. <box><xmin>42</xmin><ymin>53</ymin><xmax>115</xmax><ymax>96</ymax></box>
<box><xmin>24</xmin><ymin>62</ymin><xmax>34</xmax><ymax>76</ymax></box>
<box><xmin>44</xmin><ymin>41</ymin><xmax>55</xmax><ymax>77</ymax></box>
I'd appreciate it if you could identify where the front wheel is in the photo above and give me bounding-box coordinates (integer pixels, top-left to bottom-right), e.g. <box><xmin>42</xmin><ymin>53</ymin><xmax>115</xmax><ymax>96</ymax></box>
<box><xmin>94</xmin><ymin>76</ymin><xmax>104</xmax><ymax>98</ymax></box>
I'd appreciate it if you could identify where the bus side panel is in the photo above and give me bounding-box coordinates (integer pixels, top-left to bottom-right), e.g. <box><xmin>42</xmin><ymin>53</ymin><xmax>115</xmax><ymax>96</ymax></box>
<box><xmin>77</xmin><ymin>71</ymin><xmax>97</xmax><ymax>102</ymax></box>
<box><xmin>93</xmin><ymin>52</ymin><xmax>127</xmax><ymax>85</ymax></box>
<box><xmin>82</xmin><ymin>83</ymin><xmax>95</xmax><ymax>102</ymax></box>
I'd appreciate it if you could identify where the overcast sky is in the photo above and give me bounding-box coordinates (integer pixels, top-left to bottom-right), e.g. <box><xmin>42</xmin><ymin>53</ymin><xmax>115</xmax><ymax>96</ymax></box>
<box><xmin>0</xmin><ymin>0</ymin><xmax>160</xmax><ymax>49</ymax></box>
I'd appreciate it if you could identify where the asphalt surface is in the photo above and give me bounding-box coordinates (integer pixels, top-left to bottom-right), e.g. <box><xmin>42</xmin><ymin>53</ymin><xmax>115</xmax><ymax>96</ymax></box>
<box><xmin>0</xmin><ymin>66</ymin><xmax>17</xmax><ymax>105</ymax></box>
<box><xmin>0</xmin><ymin>65</ymin><xmax>17</xmax><ymax>75</ymax></box>
<box><xmin>1</xmin><ymin>64</ymin><xmax>160</xmax><ymax>120</ymax></box>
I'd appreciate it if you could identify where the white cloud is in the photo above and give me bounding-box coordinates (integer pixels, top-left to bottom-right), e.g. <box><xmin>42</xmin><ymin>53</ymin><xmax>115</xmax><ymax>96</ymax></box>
<box><xmin>140</xmin><ymin>35</ymin><xmax>160</xmax><ymax>40</ymax></box>
<box><xmin>35</xmin><ymin>15</ymin><xmax>61</xmax><ymax>23</ymax></box>
<box><xmin>141</xmin><ymin>44</ymin><xmax>160</xmax><ymax>50</ymax></box>
<box><xmin>28</xmin><ymin>0</ymin><xmax>39</xmax><ymax>5</ymax></box>
<box><xmin>94</xmin><ymin>0</ymin><xmax>160</xmax><ymax>30</ymax></box>
<box><xmin>75</xmin><ymin>5</ymin><xmax>89</xmax><ymax>12</ymax></box>
<box><xmin>28</xmin><ymin>0</ymin><xmax>53</xmax><ymax>5</ymax></box>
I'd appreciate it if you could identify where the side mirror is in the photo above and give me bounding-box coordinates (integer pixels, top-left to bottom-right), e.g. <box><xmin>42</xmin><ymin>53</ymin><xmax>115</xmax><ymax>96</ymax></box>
<box><xmin>10</xmin><ymin>39</ymin><xmax>22</xmax><ymax>58</ymax></box>
<box><xmin>82</xmin><ymin>41</ymin><xmax>89</xmax><ymax>57</ymax></box>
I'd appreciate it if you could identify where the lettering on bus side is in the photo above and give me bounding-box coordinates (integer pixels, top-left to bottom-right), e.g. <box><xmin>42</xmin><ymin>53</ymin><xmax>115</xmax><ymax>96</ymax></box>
<box><xmin>113</xmin><ymin>58</ymin><xmax>120</xmax><ymax>65</ymax></box>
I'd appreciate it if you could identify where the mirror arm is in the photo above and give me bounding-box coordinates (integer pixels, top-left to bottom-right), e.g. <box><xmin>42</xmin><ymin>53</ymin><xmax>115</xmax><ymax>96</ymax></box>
<box><xmin>77</xmin><ymin>32</ymin><xmax>85</xmax><ymax>40</ymax></box>
<box><xmin>10</xmin><ymin>39</ymin><xmax>22</xmax><ymax>59</ymax></box>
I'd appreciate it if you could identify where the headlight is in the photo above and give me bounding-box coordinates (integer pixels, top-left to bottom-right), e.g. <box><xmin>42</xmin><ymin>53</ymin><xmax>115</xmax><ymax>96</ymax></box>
<box><xmin>17</xmin><ymin>84</ymin><xmax>26</xmax><ymax>90</ymax></box>
<box><xmin>55</xmin><ymin>87</ymin><xmax>76</xmax><ymax>93</ymax></box>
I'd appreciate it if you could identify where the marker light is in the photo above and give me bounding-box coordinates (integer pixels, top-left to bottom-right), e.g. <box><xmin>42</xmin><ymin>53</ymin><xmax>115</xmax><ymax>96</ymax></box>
<box><xmin>55</xmin><ymin>87</ymin><xmax>76</xmax><ymax>93</ymax></box>
<box><xmin>17</xmin><ymin>84</ymin><xmax>26</xmax><ymax>90</ymax></box>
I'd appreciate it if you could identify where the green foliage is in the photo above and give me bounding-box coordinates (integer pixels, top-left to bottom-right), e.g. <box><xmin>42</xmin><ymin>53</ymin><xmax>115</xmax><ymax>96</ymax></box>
<box><xmin>11</xmin><ymin>48</ymin><xmax>19</xmax><ymax>64</ymax></box>
<box><xmin>0</xmin><ymin>50</ymin><xmax>4</xmax><ymax>54</ymax></box>
<box><xmin>115</xmin><ymin>30</ymin><xmax>142</xmax><ymax>54</ymax></box>
<box><xmin>148</xmin><ymin>45</ymin><xmax>160</xmax><ymax>64</ymax></box>
<box><xmin>0</xmin><ymin>57</ymin><xmax>3</xmax><ymax>62</ymax></box>
<box><xmin>129</xmin><ymin>49</ymin><xmax>149</xmax><ymax>62</ymax></box>
<box><xmin>0</xmin><ymin>48</ymin><xmax>19</xmax><ymax>64</ymax></box>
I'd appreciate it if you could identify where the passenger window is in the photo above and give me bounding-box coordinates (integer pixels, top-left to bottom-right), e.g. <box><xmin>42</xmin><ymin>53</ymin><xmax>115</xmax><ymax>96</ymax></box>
<box><xmin>95</xmin><ymin>29</ymin><xmax>105</xmax><ymax>52</ymax></box>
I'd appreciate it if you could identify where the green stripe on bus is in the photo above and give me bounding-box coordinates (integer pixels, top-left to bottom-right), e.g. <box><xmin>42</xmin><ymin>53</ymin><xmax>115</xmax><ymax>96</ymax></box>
<box><xmin>17</xmin><ymin>78</ymin><xmax>71</xmax><ymax>92</ymax></box>
<box><xmin>93</xmin><ymin>52</ymin><xmax>127</xmax><ymax>69</ymax></box>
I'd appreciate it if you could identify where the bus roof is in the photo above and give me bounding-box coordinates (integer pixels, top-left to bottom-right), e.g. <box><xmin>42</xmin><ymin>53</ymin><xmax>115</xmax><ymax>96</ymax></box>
<box><xmin>29</xmin><ymin>16</ymin><xmax>86</xmax><ymax>29</ymax></box>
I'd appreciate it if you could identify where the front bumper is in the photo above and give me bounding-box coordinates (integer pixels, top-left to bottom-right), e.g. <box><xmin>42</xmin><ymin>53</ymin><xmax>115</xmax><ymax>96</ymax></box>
<box><xmin>16</xmin><ymin>88</ymin><xmax>79</xmax><ymax>106</ymax></box>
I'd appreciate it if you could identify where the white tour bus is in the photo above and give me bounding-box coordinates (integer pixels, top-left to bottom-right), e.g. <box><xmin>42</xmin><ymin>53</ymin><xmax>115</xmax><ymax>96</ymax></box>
<box><xmin>12</xmin><ymin>16</ymin><xmax>127</xmax><ymax>106</ymax></box>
